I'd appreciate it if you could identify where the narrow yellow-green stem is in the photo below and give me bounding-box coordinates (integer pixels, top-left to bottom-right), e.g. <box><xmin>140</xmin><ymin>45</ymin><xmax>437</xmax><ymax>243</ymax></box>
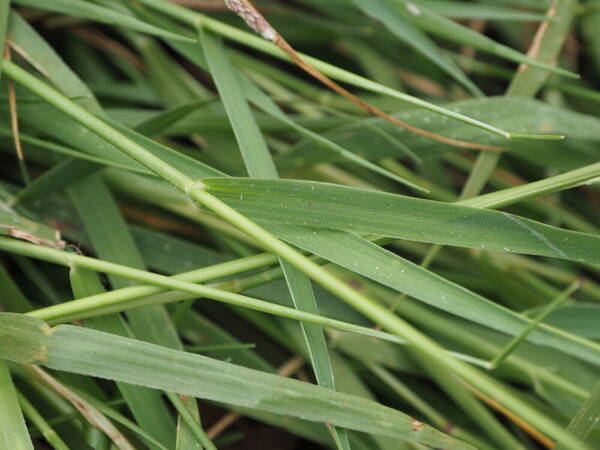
<box><xmin>489</xmin><ymin>281</ymin><xmax>581</xmax><ymax>369</ymax></box>
<box><xmin>460</xmin><ymin>161</ymin><xmax>600</xmax><ymax>209</ymax></box>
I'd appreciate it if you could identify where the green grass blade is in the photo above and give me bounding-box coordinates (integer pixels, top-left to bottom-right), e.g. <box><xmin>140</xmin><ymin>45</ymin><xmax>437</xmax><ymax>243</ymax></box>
<box><xmin>7</xmin><ymin>10</ymin><xmax>101</xmax><ymax>111</ymax></box>
<box><xmin>13</xmin><ymin>0</ymin><xmax>196</xmax><ymax>43</ymax></box>
<box><xmin>240</xmin><ymin>72</ymin><xmax>424</xmax><ymax>190</ymax></box>
<box><xmin>263</xmin><ymin>227</ymin><xmax>600</xmax><ymax>367</ymax></box>
<box><xmin>202</xmin><ymin>26</ymin><xmax>351</xmax><ymax>448</ymax></box>
<box><xmin>203</xmin><ymin>177</ymin><xmax>600</xmax><ymax>265</ymax></box>
<box><xmin>0</xmin><ymin>0</ymin><xmax>9</xmax><ymax>83</ymax></box>
<box><xmin>71</xmin><ymin>389</ymin><xmax>172</xmax><ymax>450</ymax></box>
<box><xmin>77</xmin><ymin>169</ymin><xmax>600</xmax><ymax>369</ymax></box>
<box><xmin>0</xmin><ymin>204</ymin><xmax>65</xmax><ymax>250</ymax></box>
<box><xmin>415</xmin><ymin>0</ymin><xmax>546</xmax><ymax>20</ymax></box>
<box><xmin>458</xmin><ymin>0</ymin><xmax>580</xmax><ymax>256</ymax></box>
<box><xmin>131</xmin><ymin>225</ymin><xmax>229</xmax><ymax>273</ymax></box>
<box><xmin>132</xmin><ymin>34</ymin><xmax>210</xmax><ymax>106</ymax></box>
<box><xmin>5</xmin><ymin>242</ymin><xmax>428</xmax><ymax>360</ymax></box>
<box><xmin>13</xmin><ymin>225</ymin><xmax>599</xmax><ymax>371</ymax></box>
<box><xmin>507</xmin><ymin>0</ymin><xmax>579</xmax><ymax>97</ymax></box>
<box><xmin>0</xmin><ymin>127</ymin><xmax>152</xmax><ymax>174</ymax></box>
<box><xmin>77</xmin><ymin>170</ymin><xmax>600</xmax><ymax>367</ymax></box>
<box><xmin>582</xmin><ymin>1</ymin><xmax>600</xmax><ymax>75</ymax></box>
<box><xmin>555</xmin><ymin>381</ymin><xmax>600</xmax><ymax>450</ymax></box>
<box><xmin>11</xmin><ymin>17</ymin><xmax>185</xmax><ymax>442</ymax></box>
<box><xmin>159</xmin><ymin>27</ymin><xmax>419</xmax><ymax>189</ymax></box>
<box><xmin>0</xmin><ymin>261</ymin><xmax>34</xmax><ymax>313</ymax></box>
<box><xmin>413</xmin><ymin>354</ymin><xmax>522</xmax><ymax>449</ymax></box>
<box><xmin>12</xmin><ymin>242</ymin><xmax>494</xmax><ymax>372</ymax></box>
<box><xmin>0</xmin><ymin>313</ymin><xmax>475</xmax><ymax>449</ymax></box>
<box><xmin>2</xmin><ymin>55</ymin><xmax>587</xmax><ymax>450</ymax></box>
<box><xmin>351</xmin><ymin>0</ymin><xmax>484</xmax><ymax>96</ymax></box>
<box><xmin>14</xmin><ymin>159</ymin><xmax>100</xmax><ymax>206</ymax></box>
<box><xmin>537</xmin><ymin>304</ymin><xmax>600</xmax><ymax>340</ymax></box>
<box><xmin>388</xmin><ymin>0</ymin><xmax>577</xmax><ymax>79</ymax></box>
<box><xmin>280</xmin><ymin>97</ymin><xmax>596</xmax><ymax>167</ymax></box>
<box><xmin>134</xmin><ymin>99</ymin><xmax>217</xmax><ymax>137</ymax></box>
<box><xmin>202</xmin><ymin>29</ymin><xmax>278</xmax><ymax>178</ymax></box>
<box><xmin>489</xmin><ymin>281</ymin><xmax>581</xmax><ymax>369</ymax></box>
<box><xmin>0</xmin><ymin>361</ymin><xmax>34</xmax><ymax>450</ymax></box>
<box><xmin>126</xmin><ymin>0</ymin><xmax>521</xmax><ymax>138</ymax></box>
<box><xmin>69</xmin><ymin>264</ymin><xmax>178</xmax><ymax>450</ymax></box>
<box><xmin>1</xmin><ymin>3</ymin><xmax>597</xmax><ymax>448</ymax></box>
<box><xmin>167</xmin><ymin>393</ymin><xmax>216</xmax><ymax>450</ymax></box>
<box><xmin>281</xmin><ymin>263</ymin><xmax>352</xmax><ymax>450</ymax></box>
<box><xmin>18</xmin><ymin>393</ymin><xmax>69</xmax><ymax>450</ymax></box>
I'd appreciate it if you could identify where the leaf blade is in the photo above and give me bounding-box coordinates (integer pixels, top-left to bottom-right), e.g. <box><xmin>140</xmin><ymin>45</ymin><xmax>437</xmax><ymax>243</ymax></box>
<box><xmin>203</xmin><ymin>177</ymin><xmax>600</xmax><ymax>265</ymax></box>
<box><xmin>0</xmin><ymin>361</ymin><xmax>34</xmax><ymax>450</ymax></box>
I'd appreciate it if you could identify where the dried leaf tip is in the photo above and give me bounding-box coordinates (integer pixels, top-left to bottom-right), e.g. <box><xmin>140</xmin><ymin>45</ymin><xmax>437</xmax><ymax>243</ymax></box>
<box><xmin>225</xmin><ymin>0</ymin><xmax>276</xmax><ymax>41</ymax></box>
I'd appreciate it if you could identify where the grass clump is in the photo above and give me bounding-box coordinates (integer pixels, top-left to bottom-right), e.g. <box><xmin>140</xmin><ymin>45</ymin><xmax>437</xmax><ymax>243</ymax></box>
<box><xmin>0</xmin><ymin>0</ymin><xmax>599</xmax><ymax>449</ymax></box>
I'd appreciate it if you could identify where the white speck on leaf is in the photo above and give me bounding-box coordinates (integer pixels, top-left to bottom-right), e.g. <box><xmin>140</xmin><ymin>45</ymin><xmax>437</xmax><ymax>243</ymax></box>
<box><xmin>406</xmin><ymin>2</ymin><xmax>421</xmax><ymax>15</ymax></box>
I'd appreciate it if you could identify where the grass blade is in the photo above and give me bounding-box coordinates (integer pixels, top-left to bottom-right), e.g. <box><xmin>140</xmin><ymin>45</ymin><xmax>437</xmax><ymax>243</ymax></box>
<box><xmin>18</xmin><ymin>392</ymin><xmax>69</xmax><ymax>450</ymax></box>
<box><xmin>415</xmin><ymin>0</ymin><xmax>545</xmax><ymax>21</ymax></box>
<box><xmin>79</xmin><ymin>170</ymin><xmax>600</xmax><ymax>367</ymax></box>
<box><xmin>555</xmin><ymin>381</ymin><xmax>600</xmax><ymax>450</ymax></box>
<box><xmin>167</xmin><ymin>393</ymin><xmax>216</xmax><ymax>450</ymax></box>
<box><xmin>13</xmin><ymin>0</ymin><xmax>196</xmax><ymax>43</ymax></box>
<box><xmin>0</xmin><ymin>361</ymin><xmax>34</xmax><ymax>450</ymax></box>
<box><xmin>14</xmin><ymin>159</ymin><xmax>100</xmax><ymax>206</ymax></box>
<box><xmin>0</xmin><ymin>203</ymin><xmax>65</xmax><ymax>249</ymax></box>
<box><xmin>2</xmin><ymin>54</ymin><xmax>589</xmax><ymax>450</ymax></box>
<box><xmin>0</xmin><ymin>261</ymin><xmax>33</xmax><ymax>312</ymax></box>
<box><xmin>202</xmin><ymin>29</ymin><xmax>278</xmax><ymax>178</ymax></box>
<box><xmin>0</xmin><ymin>0</ymin><xmax>8</xmax><ymax>83</ymax></box>
<box><xmin>351</xmin><ymin>0</ymin><xmax>484</xmax><ymax>96</ymax></box>
<box><xmin>203</xmin><ymin>26</ymin><xmax>351</xmax><ymax>448</ymax></box>
<box><xmin>0</xmin><ymin>312</ymin><xmax>476</xmax><ymax>449</ymax></box>
<box><xmin>127</xmin><ymin>0</ymin><xmax>531</xmax><ymax>139</ymax></box>
<box><xmin>0</xmin><ymin>3</ymin><xmax>596</xmax><ymax>448</ymax></box>
<box><xmin>507</xmin><ymin>0</ymin><xmax>579</xmax><ymax>97</ymax></box>
<box><xmin>203</xmin><ymin>177</ymin><xmax>600</xmax><ymax>264</ymax></box>
<box><xmin>387</xmin><ymin>0</ymin><xmax>577</xmax><ymax>79</ymax></box>
<box><xmin>489</xmin><ymin>281</ymin><xmax>581</xmax><ymax>369</ymax></box>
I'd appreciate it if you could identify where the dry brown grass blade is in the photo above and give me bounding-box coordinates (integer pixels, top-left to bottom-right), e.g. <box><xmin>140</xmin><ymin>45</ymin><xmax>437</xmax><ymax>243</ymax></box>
<box><xmin>224</xmin><ymin>0</ymin><xmax>503</xmax><ymax>152</ymax></box>
<box><xmin>28</xmin><ymin>366</ymin><xmax>137</xmax><ymax>450</ymax></box>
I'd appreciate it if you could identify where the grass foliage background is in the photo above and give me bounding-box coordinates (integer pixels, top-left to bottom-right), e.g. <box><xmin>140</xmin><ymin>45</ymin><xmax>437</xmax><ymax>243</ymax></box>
<box><xmin>0</xmin><ymin>0</ymin><xmax>599</xmax><ymax>449</ymax></box>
